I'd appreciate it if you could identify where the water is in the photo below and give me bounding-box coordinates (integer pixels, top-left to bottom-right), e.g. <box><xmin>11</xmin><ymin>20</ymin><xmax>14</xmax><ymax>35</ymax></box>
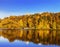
<box><xmin>0</xmin><ymin>37</ymin><xmax>60</xmax><ymax>47</ymax></box>
<box><xmin>0</xmin><ymin>29</ymin><xmax>60</xmax><ymax>47</ymax></box>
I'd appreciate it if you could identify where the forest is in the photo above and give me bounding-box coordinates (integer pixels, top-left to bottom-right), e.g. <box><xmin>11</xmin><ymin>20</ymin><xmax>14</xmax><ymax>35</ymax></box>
<box><xmin>0</xmin><ymin>12</ymin><xmax>60</xmax><ymax>45</ymax></box>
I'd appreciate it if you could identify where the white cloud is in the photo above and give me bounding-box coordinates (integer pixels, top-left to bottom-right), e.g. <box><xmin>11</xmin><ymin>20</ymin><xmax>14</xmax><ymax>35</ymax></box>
<box><xmin>38</xmin><ymin>43</ymin><xmax>42</xmax><ymax>45</ymax></box>
<box><xmin>0</xmin><ymin>11</ymin><xmax>43</xmax><ymax>19</ymax></box>
<box><xmin>25</xmin><ymin>41</ymin><xmax>29</xmax><ymax>44</ymax></box>
<box><xmin>0</xmin><ymin>36</ymin><xmax>8</xmax><ymax>42</ymax></box>
<box><xmin>0</xmin><ymin>11</ymin><xmax>23</xmax><ymax>19</ymax></box>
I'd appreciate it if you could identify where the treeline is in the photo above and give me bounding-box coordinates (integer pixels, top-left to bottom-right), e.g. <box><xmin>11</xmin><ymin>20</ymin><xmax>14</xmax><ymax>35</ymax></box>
<box><xmin>0</xmin><ymin>12</ymin><xmax>60</xmax><ymax>29</ymax></box>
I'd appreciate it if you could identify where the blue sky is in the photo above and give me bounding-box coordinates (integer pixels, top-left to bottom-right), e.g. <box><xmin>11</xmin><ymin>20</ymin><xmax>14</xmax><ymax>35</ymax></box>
<box><xmin>0</xmin><ymin>0</ymin><xmax>60</xmax><ymax>18</ymax></box>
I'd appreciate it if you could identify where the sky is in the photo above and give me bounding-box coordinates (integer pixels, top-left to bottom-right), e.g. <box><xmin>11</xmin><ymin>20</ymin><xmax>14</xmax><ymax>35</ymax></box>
<box><xmin>0</xmin><ymin>0</ymin><xmax>60</xmax><ymax>18</ymax></box>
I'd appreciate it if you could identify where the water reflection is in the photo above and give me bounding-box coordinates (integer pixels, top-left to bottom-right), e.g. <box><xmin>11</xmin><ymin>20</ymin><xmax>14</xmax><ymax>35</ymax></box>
<box><xmin>0</xmin><ymin>29</ymin><xmax>60</xmax><ymax>45</ymax></box>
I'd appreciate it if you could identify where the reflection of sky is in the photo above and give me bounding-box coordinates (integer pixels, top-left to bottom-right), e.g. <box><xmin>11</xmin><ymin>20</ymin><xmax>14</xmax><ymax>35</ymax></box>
<box><xmin>0</xmin><ymin>37</ymin><xmax>60</xmax><ymax>47</ymax></box>
<box><xmin>0</xmin><ymin>0</ymin><xmax>60</xmax><ymax>18</ymax></box>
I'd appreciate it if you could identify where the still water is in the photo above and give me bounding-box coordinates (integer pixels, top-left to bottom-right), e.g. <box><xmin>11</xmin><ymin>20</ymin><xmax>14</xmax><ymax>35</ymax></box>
<box><xmin>0</xmin><ymin>29</ymin><xmax>60</xmax><ymax>47</ymax></box>
<box><xmin>0</xmin><ymin>37</ymin><xmax>60</xmax><ymax>47</ymax></box>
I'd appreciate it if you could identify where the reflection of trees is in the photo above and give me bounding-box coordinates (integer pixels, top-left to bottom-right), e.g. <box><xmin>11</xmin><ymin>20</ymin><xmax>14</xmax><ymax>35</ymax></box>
<box><xmin>0</xmin><ymin>29</ymin><xmax>60</xmax><ymax>45</ymax></box>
